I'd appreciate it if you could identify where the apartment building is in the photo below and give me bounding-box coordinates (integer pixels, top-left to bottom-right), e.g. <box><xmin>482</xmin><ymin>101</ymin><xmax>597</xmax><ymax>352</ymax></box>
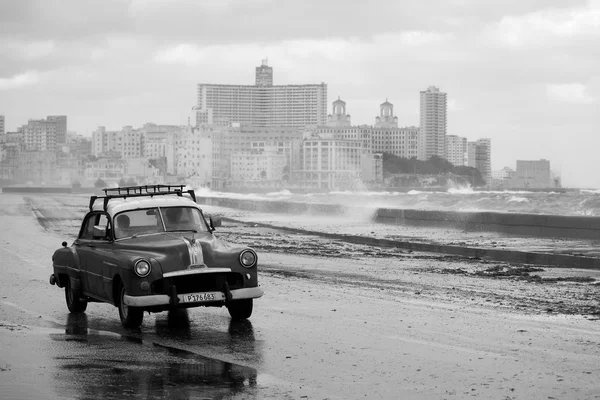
<box><xmin>418</xmin><ymin>86</ymin><xmax>447</xmax><ymax>161</ymax></box>
<box><xmin>445</xmin><ymin>135</ymin><xmax>467</xmax><ymax>166</ymax></box>
<box><xmin>230</xmin><ymin>145</ymin><xmax>287</xmax><ymax>187</ymax></box>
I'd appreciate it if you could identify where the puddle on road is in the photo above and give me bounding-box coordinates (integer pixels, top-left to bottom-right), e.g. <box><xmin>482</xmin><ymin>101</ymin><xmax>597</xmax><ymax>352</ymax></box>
<box><xmin>2</xmin><ymin>312</ymin><xmax>261</xmax><ymax>400</ymax></box>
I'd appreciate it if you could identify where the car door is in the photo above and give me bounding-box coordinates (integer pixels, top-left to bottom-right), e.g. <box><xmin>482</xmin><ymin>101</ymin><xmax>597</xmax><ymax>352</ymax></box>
<box><xmin>74</xmin><ymin>212</ymin><xmax>112</xmax><ymax>300</ymax></box>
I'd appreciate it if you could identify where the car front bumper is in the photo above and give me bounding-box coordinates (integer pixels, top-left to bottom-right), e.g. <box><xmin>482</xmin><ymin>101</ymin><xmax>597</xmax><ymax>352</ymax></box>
<box><xmin>123</xmin><ymin>286</ymin><xmax>264</xmax><ymax>307</ymax></box>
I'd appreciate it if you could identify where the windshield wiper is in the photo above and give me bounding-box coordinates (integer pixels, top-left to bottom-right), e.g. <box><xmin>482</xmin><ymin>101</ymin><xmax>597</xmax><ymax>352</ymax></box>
<box><xmin>167</xmin><ymin>229</ymin><xmax>198</xmax><ymax>233</ymax></box>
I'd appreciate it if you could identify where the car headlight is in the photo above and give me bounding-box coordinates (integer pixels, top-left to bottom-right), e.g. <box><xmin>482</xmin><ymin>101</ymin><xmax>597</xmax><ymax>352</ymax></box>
<box><xmin>134</xmin><ymin>259</ymin><xmax>151</xmax><ymax>277</ymax></box>
<box><xmin>239</xmin><ymin>250</ymin><xmax>257</xmax><ymax>268</ymax></box>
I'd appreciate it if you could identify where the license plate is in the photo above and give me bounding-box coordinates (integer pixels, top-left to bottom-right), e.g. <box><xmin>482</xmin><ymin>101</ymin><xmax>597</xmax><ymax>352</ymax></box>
<box><xmin>181</xmin><ymin>292</ymin><xmax>221</xmax><ymax>303</ymax></box>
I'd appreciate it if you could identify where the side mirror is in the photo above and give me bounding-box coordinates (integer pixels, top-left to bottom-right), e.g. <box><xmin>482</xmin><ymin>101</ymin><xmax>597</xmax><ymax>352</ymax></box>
<box><xmin>211</xmin><ymin>216</ymin><xmax>222</xmax><ymax>228</ymax></box>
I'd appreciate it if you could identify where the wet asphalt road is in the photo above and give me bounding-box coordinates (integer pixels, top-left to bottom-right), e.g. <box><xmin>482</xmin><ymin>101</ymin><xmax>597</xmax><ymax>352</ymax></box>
<box><xmin>2</xmin><ymin>193</ymin><xmax>600</xmax><ymax>400</ymax></box>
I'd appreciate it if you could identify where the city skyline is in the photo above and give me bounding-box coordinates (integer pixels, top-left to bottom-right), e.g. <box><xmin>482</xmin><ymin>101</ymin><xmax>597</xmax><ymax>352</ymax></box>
<box><xmin>0</xmin><ymin>0</ymin><xmax>598</xmax><ymax>187</ymax></box>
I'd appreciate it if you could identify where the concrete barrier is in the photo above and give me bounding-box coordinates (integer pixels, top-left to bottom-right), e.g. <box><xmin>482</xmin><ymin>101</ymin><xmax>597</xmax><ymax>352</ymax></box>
<box><xmin>2</xmin><ymin>186</ymin><xmax>73</xmax><ymax>194</ymax></box>
<box><xmin>196</xmin><ymin>196</ymin><xmax>600</xmax><ymax>240</ymax></box>
<box><xmin>221</xmin><ymin>217</ymin><xmax>600</xmax><ymax>270</ymax></box>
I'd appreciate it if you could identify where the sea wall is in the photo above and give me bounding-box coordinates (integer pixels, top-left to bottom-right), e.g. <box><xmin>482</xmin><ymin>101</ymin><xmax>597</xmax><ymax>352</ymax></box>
<box><xmin>1</xmin><ymin>186</ymin><xmax>73</xmax><ymax>194</ymax></box>
<box><xmin>196</xmin><ymin>196</ymin><xmax>600</xmax><ymax>240</ymax></box>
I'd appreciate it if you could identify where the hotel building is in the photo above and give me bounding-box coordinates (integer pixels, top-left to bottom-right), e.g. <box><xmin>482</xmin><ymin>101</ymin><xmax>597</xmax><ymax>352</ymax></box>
<box><xmin>196</xmin><ymin>60</ymin><xmax>327</xmax><ymax>128</ymax></box>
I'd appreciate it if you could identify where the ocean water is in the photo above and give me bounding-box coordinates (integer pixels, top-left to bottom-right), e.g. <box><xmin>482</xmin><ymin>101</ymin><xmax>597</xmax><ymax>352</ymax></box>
<box><xmin>194</xmin><ymin>186</ymin><xmax>600</xmax><ymax>217</ymax></box>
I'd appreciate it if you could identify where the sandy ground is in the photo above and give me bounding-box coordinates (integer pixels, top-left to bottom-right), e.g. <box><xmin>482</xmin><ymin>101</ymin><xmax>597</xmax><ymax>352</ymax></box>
<box><xmin>1</xmin><ymin>193</ymin><xmax>600</xmax><ymax>399</ymax></box>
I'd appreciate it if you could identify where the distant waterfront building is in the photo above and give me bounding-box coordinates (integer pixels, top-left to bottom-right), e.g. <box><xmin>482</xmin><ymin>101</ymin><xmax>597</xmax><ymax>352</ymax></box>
<box><xmin>17</xmin><ymin>151</ymin><xmax>58</xmax><ymax>184</ymax></box>
<box><xmin>327</xmin><ymin>98</ymin><xmax>351</xmax><ymax>127</ymax></box>
<box><xmin>174</xmin><ymin>126</ymin><xmax>213</xmax><ymax>188</ymax></box>
<box><xmin>492</xmin><ymin>167</ymin><xmax>515</xmax><ymax>181</ymax></box>
<box><xmin>92</xmin><ymin>125</ymin><xmax>143</xmax><ymax>160</ymax></box>
<box><xmin>121</xmin><ymin>126</ymin><xmax>142</xmax><ymax>160</ymax></box>
<box><xmin>230</xmin><ymin>145</ymin><xmax>287</xmax><ymax>187</ymax></box>
<box><xmin>92</xmin><ymin>126</ymin><xmax>122</xmax><ymax>156</ymax></box>
<box><xmin>418</xmin><ymin>86</ymin><xmax>447</xmax><ymax>161</ymax></box>
<box><xmin>375</xmin><ymin>100</ymin><xmax>398</xmax><ymax>128</ymax></box>
<box><xmin>491</xmin><ymin>167</ymin><xmax>515</xmax><ymax>189</ymax></box>
<box><xmin>473</xmin><ymin>139</ymin><xmax>491</xmax><ymax>186</ymax></box>
<box><xmin>0</xmin><ymin>115</ymin><xmax>4</xmax><ymax>136</ymax></box>
<box><xmin>466</xmin><ymin>142</ymin><xmax>476</xmax><ymax>168</ymax></box>
<box><xmin>445</xmin><ymin>135</ymin><xmax>467</xmax><ymax>166</ymax></box>
<box><xmin>22</xmin><ymin>116</ymin><xmax>67</xmax><ymax>151</ymax></box>
<box><xmin>211</xmin><ymin>125</ymin><xmax>303</xmax><ymax>189</ymax></box>
<box><xmin>310</xmin><ymin>99</ymin><xmax>419</xmax><ymax>160</ymax></box>
<box><xmin>361</xmin><ymin>153</ymin><xmax>384</xmax><ymax>185</ymax></box>
<box><xmin>0</xmin><ymin>143</ymin><xmax>20</xmax><ymax>181</ymax></box>
<box><xmin>196</xmin><ymin>60</ymin><xmax>327</xmax><ymax>128</ymax></box>
<box><xmin>508</xmin><ymin>159</ymin><xmax>559</xmax><ymax>189</ymax></box>
<box><xmin>47</xmin><ymin>116</ymin><xmax>67</xmax><ymax>144</ymax></box>
<box><xmin>84</xmin><ymin>155</ymin><xmax>125</xmax><ymax>186</ymax></box>
<box><xmin>299</xmin><ymin>130</ymin><xmax>364</xmax><ymax>189</ymax></box>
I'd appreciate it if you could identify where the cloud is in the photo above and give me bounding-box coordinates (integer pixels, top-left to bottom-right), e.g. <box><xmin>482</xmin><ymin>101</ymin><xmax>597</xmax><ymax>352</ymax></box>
<box><xmin>546</xmin><ymin>83</ymin><xmax>596</xmax><ymax>103</ymax></box>
<box><xmin>482</xmin><ymin>4</ymin><xmax>600</xmax><ymax>48</ymax></box>
<box><xmin>0</xmin><ymin>71</ymin><xmax>40</xmax><ymax>90</ymax></box>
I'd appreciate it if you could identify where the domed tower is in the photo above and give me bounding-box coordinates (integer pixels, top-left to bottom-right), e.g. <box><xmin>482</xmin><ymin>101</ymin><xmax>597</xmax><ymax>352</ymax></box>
<box><xmin>326</xmin><ymin>97</ymin><xmax>351</xmax><ymax>127</ymax></box>
<box><xmin>375</xmin><ymin>99</ymin><xmax>398</xmax><ymax>128</ymax></box>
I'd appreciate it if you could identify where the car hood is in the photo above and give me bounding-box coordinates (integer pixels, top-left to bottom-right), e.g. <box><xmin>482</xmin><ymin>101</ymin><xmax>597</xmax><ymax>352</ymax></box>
<box><xmin>114</xmin><ymin>232</ymin><xmax>250</xmax><ymax>274</ymax></box>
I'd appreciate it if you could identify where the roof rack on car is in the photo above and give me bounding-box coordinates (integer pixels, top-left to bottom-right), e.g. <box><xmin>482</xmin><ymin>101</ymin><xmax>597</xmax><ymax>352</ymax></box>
<box><xmin>89</xmin><ymin>184</ymin><xmax>197</xmax><ymax>211</ymax></box>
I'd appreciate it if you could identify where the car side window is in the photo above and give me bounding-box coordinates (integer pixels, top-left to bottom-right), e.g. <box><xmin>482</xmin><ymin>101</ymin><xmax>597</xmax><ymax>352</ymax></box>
<box><xmin>80</xmin><ymin>213</ymin><xmax>110</xmax><ymax>240</ymax></box>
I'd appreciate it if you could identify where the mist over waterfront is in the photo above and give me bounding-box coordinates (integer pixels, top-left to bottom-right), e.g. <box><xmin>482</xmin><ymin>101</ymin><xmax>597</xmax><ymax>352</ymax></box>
<box><xmin>195</xmin><ymin>186</ymin><xmax>600</xmax><ymax>217</ymax></box>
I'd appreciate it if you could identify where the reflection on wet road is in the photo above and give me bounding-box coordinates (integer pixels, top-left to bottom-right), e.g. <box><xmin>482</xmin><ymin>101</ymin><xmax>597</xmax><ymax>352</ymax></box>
<box><xmin>48</xmin><ymin>312</ymin><xmax>259</xmax><ymax>400</ymax></box>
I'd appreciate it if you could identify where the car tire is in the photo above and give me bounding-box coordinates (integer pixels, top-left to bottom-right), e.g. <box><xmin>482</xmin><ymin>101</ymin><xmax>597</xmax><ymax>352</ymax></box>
<box><xmin>65</xmin><ymin>277</ymin><xmax>87</xmax><ymax>313</ymax></box>
<box><xmin>118</xmin><ymin>283</ymin><xmax>143</xmax><ymax>328</ymax></box>
<box><xmin>227</xmin><ymin>299</ymin><xmax>253</xmax><ymax>320</ymax></box>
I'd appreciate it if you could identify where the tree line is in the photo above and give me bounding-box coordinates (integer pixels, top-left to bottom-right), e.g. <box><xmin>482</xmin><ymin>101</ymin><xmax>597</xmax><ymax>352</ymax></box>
<box><xmin>382</xmin><ymin>153</ymin><xmax>486</xmax><ymax>187</ymax></box>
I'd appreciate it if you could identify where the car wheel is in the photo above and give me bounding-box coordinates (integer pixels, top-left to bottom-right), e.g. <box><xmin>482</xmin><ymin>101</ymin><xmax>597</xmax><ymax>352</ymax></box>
<box><xmin>227</xmin><ymin>299</ymin><xmax>253</xmax><ymax>320</ymax></box>
<box><xmin>65</xmin><ymin>277</ymin><xmax>87</xmax><ymax>313</ymax></box>
<box><xmin>118</xmin><ymin>283</ymin><xmax>143</xmax><ymax>328</ymax></box>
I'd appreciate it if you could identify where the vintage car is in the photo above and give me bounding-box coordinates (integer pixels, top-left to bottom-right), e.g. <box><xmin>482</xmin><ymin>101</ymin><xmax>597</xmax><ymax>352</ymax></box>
<box><xmin>49</xmin><ymin>185</ymin><xmax>263</xmax><ymax>328</ymax></box>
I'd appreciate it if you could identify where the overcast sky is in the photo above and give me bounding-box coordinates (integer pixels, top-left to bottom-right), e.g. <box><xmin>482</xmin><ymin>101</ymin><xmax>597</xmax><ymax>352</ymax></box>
<box><xmin>0</xmin><ymin>0</ymin><xmax>598</xmax><ymax>187</ymax></box>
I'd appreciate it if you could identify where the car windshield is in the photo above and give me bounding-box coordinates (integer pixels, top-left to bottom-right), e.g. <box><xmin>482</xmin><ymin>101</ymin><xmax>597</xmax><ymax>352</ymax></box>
<box><xmin>113</xmin><ymin>207</ymin><xmax>208</xmax><ymax>239</ymax></box>
<box><xmin>160</xmin><ymin>207</ymin><xmax>208</xmax><ymax>233</ymax></box>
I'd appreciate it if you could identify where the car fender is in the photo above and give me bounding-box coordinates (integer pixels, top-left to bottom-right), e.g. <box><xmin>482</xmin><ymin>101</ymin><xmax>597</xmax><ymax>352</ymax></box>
<box><xmin>52</xmin><ymin>245</ymin><xmax>82</xmax><ymax>288</ymax></box>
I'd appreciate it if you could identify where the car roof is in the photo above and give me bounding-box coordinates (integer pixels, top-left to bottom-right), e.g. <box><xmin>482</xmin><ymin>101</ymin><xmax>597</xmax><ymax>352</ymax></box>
<box><xmin>92</xmin><ymin>195</ymin><xmax>200</xmax><ymax>216</ymax></box>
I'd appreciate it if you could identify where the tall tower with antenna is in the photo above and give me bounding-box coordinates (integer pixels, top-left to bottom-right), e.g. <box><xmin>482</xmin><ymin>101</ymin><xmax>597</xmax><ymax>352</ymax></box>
<box><xmin>255</xmin><ymin>58</ymin><xmax>273</xmax><ymax>86</ymax></box>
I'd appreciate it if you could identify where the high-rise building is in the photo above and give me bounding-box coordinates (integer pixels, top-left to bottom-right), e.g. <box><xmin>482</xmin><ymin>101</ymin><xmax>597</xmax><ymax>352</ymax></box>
<box><xmin>418</xmin><ymin>86</ymin><xmax>447</xmax><ymax>161</ymax></box>
<box><xmin>255</xmin><ymin>59</ymin><xmax>273</xmax><ymax>87</ymax></box>
<box><xmin>0</xmin><ymin>115</ymin><xmax>5</xmax><ymax>136</ymax></box>
<box><xmin>469</xmin><ymin>138</ymin><xmax>491</xmax><ymax>186</ymax></box>
<box><xmin>445</xmin><ymin>135</ymin><xmax>467</xmax><ymax>166</ymax></box>
<box><xmin>47</xmin><ymin>116</ymin><xmax>67</xmax><ymax>144</ymax></box>
<box><xmin>196</xmin><ymin>61</ymin><xmax>327</xmax><ymax>128</ymax></box>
